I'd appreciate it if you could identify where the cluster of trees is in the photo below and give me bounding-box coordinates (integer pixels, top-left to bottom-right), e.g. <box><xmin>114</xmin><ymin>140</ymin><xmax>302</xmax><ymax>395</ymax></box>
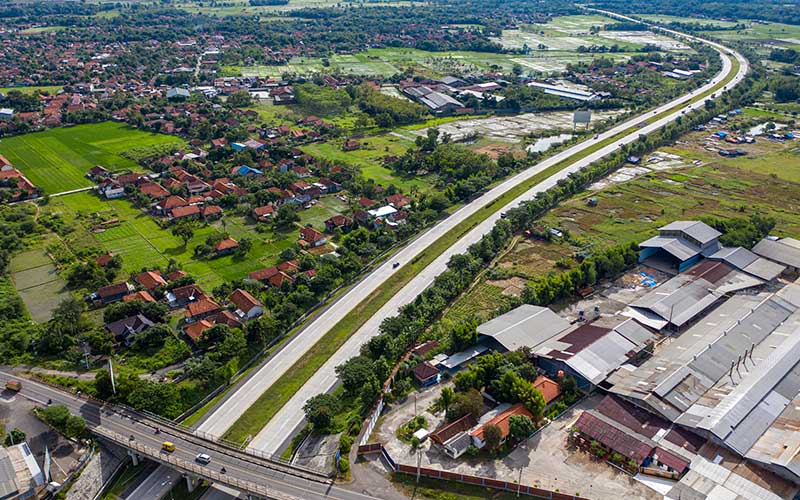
<box><xmin>390</xmin><ymin>129</ymin><xmax>512</xmax><ymax>204</ymax></box>
<box><xmin>701</xmin><ymin>214</ymin><xmax>775</xmax><ymax>248</ymax></box>
<box><xmin>350</xmin><ymin>85</ymin><xmax>428</xmax><ymax>127</ymax></box>
<box><xmin>522</xmin><ymin>243</ymin><xmax>639</xmax><ymax>306</ymax></box>
<box><xmin>769</xmin><ymin>49</ymin><xmax>799</xmax><ymax>65</ymax></box>
<box><xmin>37</xmin><ymin>405</ymin><xmax>88</xmax><ymax>439</ymax></box>
<box><xmin>770</xmin><ymin>76</ymin><xmax>800</xmax><ymax>103</ymax></box>
<box><xmin>294</xmin><ymin>83</ymin><xmax>353</xmax><ymax>116</ymax></box>
<box><xmin>450</xmin><ymin>351</ymin><xmax>545</xmax><ymax>421</ymax></box>
<box><xmin>66</xmin><ymin>254</ymin><xmax>122</xmax><ymax>291</ymax></box>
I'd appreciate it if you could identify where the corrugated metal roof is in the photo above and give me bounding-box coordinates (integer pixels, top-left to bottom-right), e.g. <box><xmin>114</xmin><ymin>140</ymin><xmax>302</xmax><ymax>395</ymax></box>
<box><xmin>0</xmin><ymin>448</ymin><xmax>18</xmax><ymax>499</ymax></box>
<box><xmin>753</xmin><ymin>238</ymin><xmax>800</xmax><ymax>269</ymax></box>
<box><xmin>640</xmin><ymin>235</ymin><xmax>700</xmax><ymax>261</ymax></box>
<box><xmin>477</xmin><ymin>304</ymin><xmax>570</xmax><ymax>352</ymax></box>
<box><xmin>660</xmin><ymin>221</ymin><xmax>722</xmax><ymax>245</ymax></box>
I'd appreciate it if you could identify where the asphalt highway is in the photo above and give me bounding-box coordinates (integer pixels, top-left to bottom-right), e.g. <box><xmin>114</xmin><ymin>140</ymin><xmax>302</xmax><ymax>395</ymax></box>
<box><xmin>249</xmin><ymin>36</ymin><xmax>749</xmax><ymax>453</ymax></box>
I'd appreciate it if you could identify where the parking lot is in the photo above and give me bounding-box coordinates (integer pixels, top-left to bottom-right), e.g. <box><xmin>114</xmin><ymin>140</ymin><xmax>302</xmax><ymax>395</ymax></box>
<box><xmin>373</xmin><ymin>391</ymin><xmax>659</xmax><ymax>500</ymax></box>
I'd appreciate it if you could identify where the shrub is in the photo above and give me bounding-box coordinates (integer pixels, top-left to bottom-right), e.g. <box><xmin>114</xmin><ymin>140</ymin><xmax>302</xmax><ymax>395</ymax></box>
<box><xmin>338</xmin><ymin>457</ymin><xmax>350</xmax><ymax>474</ymax></box>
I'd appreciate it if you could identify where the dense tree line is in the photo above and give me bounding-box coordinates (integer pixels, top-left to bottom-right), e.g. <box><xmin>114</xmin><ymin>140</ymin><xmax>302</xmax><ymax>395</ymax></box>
<box><xmin>593</xmin><ymin>0</ymin><xmax>800</xmax><ymax>25</ymax></box>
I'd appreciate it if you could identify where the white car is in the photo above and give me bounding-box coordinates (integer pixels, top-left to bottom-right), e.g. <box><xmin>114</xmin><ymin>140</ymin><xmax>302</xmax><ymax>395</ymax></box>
<box><xmin>195</xmin><ymin>453</ymin><xmax>212</xmax><ymax>465</ymax></box>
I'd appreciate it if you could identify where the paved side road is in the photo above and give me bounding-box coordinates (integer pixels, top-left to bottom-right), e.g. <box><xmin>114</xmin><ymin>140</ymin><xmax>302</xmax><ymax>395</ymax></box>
<box><xmin>248</xmin><ymin>43</ymin><xmax>749</xmax><ymax>453</ymax></box>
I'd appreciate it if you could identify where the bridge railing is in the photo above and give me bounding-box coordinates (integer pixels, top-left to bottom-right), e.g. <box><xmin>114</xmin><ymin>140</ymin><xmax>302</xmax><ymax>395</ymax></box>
<box><xmin>94</xmin><ymin>427</ymin><xmax>298</xmax><ymax>500</ymax></box>
<box><xmin>26</xmin><ymin>374</ymin><xmax>332</xmax><ymax>479</ymax></box>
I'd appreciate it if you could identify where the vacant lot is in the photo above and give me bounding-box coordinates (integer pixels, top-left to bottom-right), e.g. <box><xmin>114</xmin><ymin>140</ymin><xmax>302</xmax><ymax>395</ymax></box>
<box><xmin>239</xmin><ymin>46</ymin><xmax>634</xmax><ymax>78</ymax></box>
<box><xmin>0</xmin><ymin>122</ymin><xmax>184</xmax><ymax>194</ymax></box>
<box><xmin>10</xmin><ymin>247</ymin><xmax>69</xmax><ymax>322</ymax></box>
<box><xmin>301</xmin><ymin>134</ymin><xmax>433</xmax><ymax>193</ymax></box>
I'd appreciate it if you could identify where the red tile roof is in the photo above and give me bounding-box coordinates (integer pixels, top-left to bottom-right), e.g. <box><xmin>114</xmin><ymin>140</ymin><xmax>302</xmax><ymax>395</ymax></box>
<box><xmin>532</xmin><ymin>375</ymin><xmax>561</xmax><ymax>404</ymax></box>
<box><xmin>213</xmin><ymin>237</ymin><xmax>239</xmax><ymax>252</ymax></box>
<box><xmin>185</xmin><ymin>296</ymin><xmax>221</xmax><ymax>318</ymax></box>
<box><xmin>97</xmin><ymin>282</ymin><xmax>131</xmax><ymax>298</ymax></box>
<box><xmin>470</xmin><ymin>403</ymin><xmax>534</xmax><ymax>442</ymax></box>
<box><xmin>123</xmin><ymin>290</ymin><xmax>156</xmax><ymax>303</ymax></box>
<box><xmin>300</xmin><ymin>227</ymin><xmax>325</xmax><ymax>243</ymax></box>
<box><xmin>184</xmin><ymin>319</ymin><xmax>213</xmax><ymax>342</ymax></box>
<box><xmin>229</xmin><ymin>288</ymin><xmax>262</xmax><ymax>314</ymax></box>
<box><xmin>139</xmin><ymin>182</ymin><xmax>170</xmax><ymax>199</ymax></box>
<box><xmin>136</xmin><ymin>270</ymin><xmax>167</xmax><ymax>290</ymax></box>
<box><xmin>574</xmin><ymin>411</ymin><xmax>652</xmax><ymax>465</ymax></box>
<box><xmin>171</xmin><ymin>204</ymin><xmax>201</xmax><ymax>219</ymax></box>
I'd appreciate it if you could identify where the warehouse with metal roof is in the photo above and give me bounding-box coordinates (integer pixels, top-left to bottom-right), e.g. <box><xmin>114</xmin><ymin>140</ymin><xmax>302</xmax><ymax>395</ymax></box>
<box><xmin>476</xmin><ymin>304</ymin><xmax>571</xmax><ymax>353</ymax></box>
<box><xmin>533</xmin><ymin>316</ymin><xmax>657</xmax><ymax>390</ymax></box>
<box><xmin>638</xmin><ymin>220</ymin><xmax>722</xmax><ymax>273</ymax></box>
<box><xmin>753</xmin><ymin>237</ymin><xmax>800</xmax><ymax>272</ymax></box>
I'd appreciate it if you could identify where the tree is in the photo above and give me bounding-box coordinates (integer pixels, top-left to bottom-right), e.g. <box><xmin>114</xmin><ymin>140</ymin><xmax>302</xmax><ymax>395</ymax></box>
<box><xmin>447</xmin><ymin>388</ymin><xmax>483</xmax><ymax>421</ymax></box>
<box><xmin>450</xmin><ymin>320</ymin><xmax>477</xmax><ymax>350</ymax></box>
<box><xmin>483</xmin><ymin>423</ymin><xmax>502</xmax><ymax>451</ymax></box>
<box><xmin>216</xmin><ymin>328</ymin><xmax>247</xmax><ymax>360</ymax></box>
<box><xmin>235</xmin><ymin>237</ymin><xmax>253</xmax><ymax>257</ymax></box>
<box><xmin>508</xmin><ymin>414</ymin><xmax>535</xmax><ymax>442</ymax></box>
<box><xmin>65</xmin><ymin>415</ymin><xmax>88</xmax><ymax>438</ymax></box>
<box><xmin>335</xmin><ymin>356</ymin><xmax>377</xmax><ymax>398</ymax></box>
<box><xmin>303</xmin><ymin>393</ymin><xmax>339</xmax><ymax>430</ymax></box>
<box><xmin>227</xmin><ymin>90</ymin><xmax>252</xmax><ymax>107</ymax></box>
<box><xmin>4</xmin><ymin>428</ymin><xmax>26</xmax><ymax>446</ymax></box>
<box><xmin>131</xmin><ymin>324</ymin><xmax>173</xmax><ymax>351</ymax></box>
<box><xmin>172</xmin><ymin>223</ymin><xmax>194</xmax><ymax>247</ymax></box>
<box><xmin>273</xmin><ymin>205</ymin><xmax>300</xmax><ymax>229</ymax></box>
<box><xmin>438</xmin><ymin>386</ymin><xmax>455</xmax><ymax>413</ymax></box>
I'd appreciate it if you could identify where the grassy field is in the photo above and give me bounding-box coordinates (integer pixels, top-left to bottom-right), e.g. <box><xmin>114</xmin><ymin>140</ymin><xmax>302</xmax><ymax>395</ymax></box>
<box><xmin>221</xmin><ymin>50</ymin><xmax>743</xmax><ymax>443</ymax></box>
<box><xmin>45</xmin><ymin>191</ymin><xmax>298</xmax><ymax>291</ymax></box>
<box><xmin>0</xmin><ymin>122</ymin><xmax>184</xmax><ymax>194</ymax></box>
<box><xmin>10</xmin><ymin>246</ymin><xmax>69</xmax><ymax>323</ymax></box>
<box><xmin>238</xmin><ymin>46</ymin><xmax>638</xmax><ymax>79</ymax></box>
<box><xmin>639</xmin><ymin>14</ymin><xmax>739</xmax><ymax>28</ymax></box>
<box><xmin>702</xmin><ymin>21</ymin><xmax>800</xmax><ymax>51</ymax></box>
<box><xmin>0</xmin><ymin>85</ymin><xmax>62</xmax><ymax>95</ymax></box>
<box><xmin>300</xmin><ymin>134</ymin><xmax>433</xmax><ymax>193</ymax></box>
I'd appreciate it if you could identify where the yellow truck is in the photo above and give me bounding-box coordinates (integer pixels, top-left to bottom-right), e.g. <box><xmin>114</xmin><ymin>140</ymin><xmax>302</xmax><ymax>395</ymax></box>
<box><xmin>5</xmin><ymin>380</ymin><xmax>21</xmax><ymax>392</ymax></box>
<box><xmin>161</xmin><ymin>441</ymin><xmax>176</xmax><ymax>452</ymax></box>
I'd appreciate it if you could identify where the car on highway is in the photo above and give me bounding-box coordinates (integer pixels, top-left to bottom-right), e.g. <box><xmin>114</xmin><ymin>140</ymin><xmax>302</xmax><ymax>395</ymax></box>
<box><xmin>161</xmin><ymin>441</ymin><xmax>176</xmax><ymax>452</ymax></box>
<box><xmin>196</xmin><ymin>453</ymin><xmax>212</xmax><ymax>465</ymax></box>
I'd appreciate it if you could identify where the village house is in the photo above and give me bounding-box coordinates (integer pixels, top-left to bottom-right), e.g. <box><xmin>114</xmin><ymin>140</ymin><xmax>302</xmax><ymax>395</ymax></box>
<box><xmin>95</xmin><ymin>282</ymin><xmax>134</xmax><ymax>305</ymax></box>
<box><xmin>324</xmin><ymin>214</ymin><xmax>353</xmax><ymax>233</ymax></box>
<box><xmin>214</xmin><ymin>237</ymin><xmax>239</xmax><ymax>256</ymax></box>
<box><xmin>135</xmin><ymin>270</ymin><xmax>167</xmax><ymax>290</ymax></box>
<box><xmin>105</xmin><ymin>314</ymin><xmax>154</xmax><ymax>345</ymax></box>
<box><xmin>229</xmin><ymin>289</ymin><xmax>264</xmax><ymax>320</ymax></box>
<box><xmin>299</xmin><ymin>227</ymin><xmax>327</xmax><ymax>248</ymax></box>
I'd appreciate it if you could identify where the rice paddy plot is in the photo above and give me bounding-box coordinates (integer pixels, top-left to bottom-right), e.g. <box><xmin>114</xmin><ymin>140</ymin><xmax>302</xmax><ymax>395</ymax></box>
<box><xmin>10</xmin><ymin>248</ymin><xmax>69</xmax><ymax>323</ymax></box>
<box><xmin>0</xmin><ymin>122</ymin><xmax>184</xmax><ymax>194</ymax></box>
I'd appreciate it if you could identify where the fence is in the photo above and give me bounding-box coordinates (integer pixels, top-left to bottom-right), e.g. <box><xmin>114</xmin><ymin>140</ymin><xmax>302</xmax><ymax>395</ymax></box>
<box><xmin>359</xmin><ymin>398</ymin><xmax>384</xmax><ymax>447</ymax></box>
<box><xmin>358</xmin><ymin>443</ymin><xmax>590</xmax><ymax>500</ymax></box>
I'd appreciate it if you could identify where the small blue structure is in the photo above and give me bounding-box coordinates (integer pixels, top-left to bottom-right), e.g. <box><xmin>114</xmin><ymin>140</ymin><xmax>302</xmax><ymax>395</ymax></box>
<box><xmin>231</xmin><ymin>142</ymin><xmax>246</xmax><ymax>151</ymax></box>
<box><xmin>716</xmin><ymin>131</ymin><xmax>727</xmax><ymax>139</ymax></box>
<box><xmin>233</xmin><ymin>165</ymin><xmax>263</xmax><ymax>176</ymax></box>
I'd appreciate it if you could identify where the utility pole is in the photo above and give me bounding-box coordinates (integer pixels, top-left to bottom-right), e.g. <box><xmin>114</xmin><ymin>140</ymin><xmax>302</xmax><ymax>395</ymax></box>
<box><xmin>517</xmin><ymin>467</ymin><xmax>522</xmax><ymax>497</ymax></box>
<box><xmin>416</xmin><ymin>450</ymin><xmax>421</xmax><ymax>485</ymax></box>
<box><xmin>108</xmin><ymin>359</ymin><xmax>116</xmax><ymax>395</ymax></box>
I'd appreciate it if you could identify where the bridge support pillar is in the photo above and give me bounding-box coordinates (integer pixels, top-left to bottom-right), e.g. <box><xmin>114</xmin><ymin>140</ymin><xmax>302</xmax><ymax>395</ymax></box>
<box><xmin>127</xmin><ymin>450</ymin><xmax>140</xmax><ymax>466</ymax></box>
<box><xmin>246</xmin><ymin>495</ymin><xmax>263</xmax><ymax>500</ymax></box>
<box><xmin>185</xmin><ymin>475</ymin><xmax>199</xmax><ymax>493</ymax></box>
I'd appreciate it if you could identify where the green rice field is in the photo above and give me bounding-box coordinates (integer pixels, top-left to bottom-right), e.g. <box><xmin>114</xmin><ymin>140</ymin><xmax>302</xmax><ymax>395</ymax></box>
<box><xmin>0</xmin><ymin>122</ymin><xmax>184</xmax><ymax>194</ymax></box>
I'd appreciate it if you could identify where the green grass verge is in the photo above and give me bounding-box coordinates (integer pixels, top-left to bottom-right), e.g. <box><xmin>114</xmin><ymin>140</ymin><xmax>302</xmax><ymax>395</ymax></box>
<box><xmin>220</xmin><ymin>49</ymin><xmax>742</xmax><ymax>444</ymax></box>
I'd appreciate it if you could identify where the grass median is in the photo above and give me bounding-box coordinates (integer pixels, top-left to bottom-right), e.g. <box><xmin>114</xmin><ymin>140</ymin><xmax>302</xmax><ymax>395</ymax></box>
<box><xmin>220</xmin><ymin>52</ymin><xmax>743</xmax><ymax>445</ymax></box>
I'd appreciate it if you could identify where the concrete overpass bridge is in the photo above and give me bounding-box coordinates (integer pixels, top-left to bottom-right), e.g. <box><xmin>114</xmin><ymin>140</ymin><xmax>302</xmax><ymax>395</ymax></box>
<box><xmin>1</xmin><ymin>371</ymin><xmax>377</xmax><ymax>500</ymax></box>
